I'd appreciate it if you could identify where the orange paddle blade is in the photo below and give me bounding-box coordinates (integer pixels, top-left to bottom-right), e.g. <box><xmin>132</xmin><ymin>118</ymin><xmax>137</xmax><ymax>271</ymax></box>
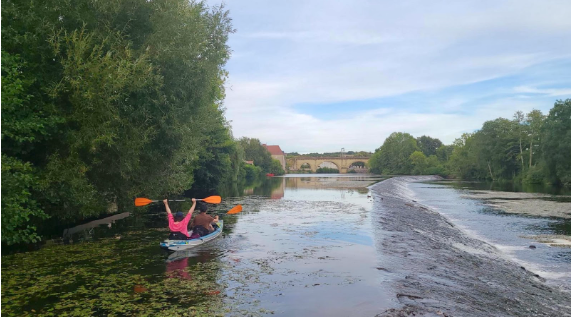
<box><xmin>201</xmin><ymin>195</ymin><xmax>221</xmax><ymax>204</ymax></box>
<box><xmin>226</xmin><ymin>205</ymin><xmax>242</xmax><ymax>214</ymax></box>
<box><xmin>134</xmin><ymin>198</ymin><xmax>155</xmax><ymax>207</ymax></box>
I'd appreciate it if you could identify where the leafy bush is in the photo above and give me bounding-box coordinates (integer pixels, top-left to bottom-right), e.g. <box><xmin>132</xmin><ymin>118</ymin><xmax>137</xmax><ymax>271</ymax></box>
<box><xmin>1</xmin><ymin>155</ymin><xmax>48</xmax><ymax>244</ymax></box>
<box><xmin>525</xmin><ymin>165</ymin><xmax>545</xmax><ymax>184</ymax></box>
<box><xmin>316</xmin><ymin>167</ymin><xmax>339</xmax><ymax>173</ymax></box>
<box><xmin>269</xmin><ymin>159</ymin><xmax>285</xmax><ymax>176</ymax></box>
<box><xmin>244</xmin><ymin>164</ymin><xmax>262</xmax><ymax>181</ymax></box>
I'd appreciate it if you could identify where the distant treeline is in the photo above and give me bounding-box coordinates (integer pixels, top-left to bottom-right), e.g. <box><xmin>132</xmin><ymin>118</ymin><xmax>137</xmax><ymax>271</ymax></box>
<box><xmin>1</xmin><ymin>0</ymin><xmax>280</xmax><ymax>245</ymax></box>
<box><xmin>286</xmin><ymin>151</ymin><xmax>373</xmax><ymax>157</ymax></box>
<box><xmin>369</xmin><ymin>99</ymin><xmax>571</xmax><ymax>186</ymax></box>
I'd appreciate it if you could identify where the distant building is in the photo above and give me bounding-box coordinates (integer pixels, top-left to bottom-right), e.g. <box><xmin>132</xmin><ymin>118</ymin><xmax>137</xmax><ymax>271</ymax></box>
<box><xmin>244</xmin><ymin>160</ymin><xmax>254</xmax><ymax>165</ymax></box>
<box><xmin>262</xmin><ymin>144</ymin><xmax>286</xmax><ymax>170</ymax></box>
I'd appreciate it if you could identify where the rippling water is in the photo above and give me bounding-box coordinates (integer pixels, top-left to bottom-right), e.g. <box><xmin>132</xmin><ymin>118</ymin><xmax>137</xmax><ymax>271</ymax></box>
<box><xmin>410</xmin><ymin>181</ymin><xmax>571</xmax><ymax>291</ymax></box>
<box><xmin>2</xmin><ymin>174</ymin><xmax>393</xmax><ymax>316</ymax></box>
<box><xmin>3</xmin><ymin>175</ymin><xmax>569</xmax><ymax>316</ymax></box>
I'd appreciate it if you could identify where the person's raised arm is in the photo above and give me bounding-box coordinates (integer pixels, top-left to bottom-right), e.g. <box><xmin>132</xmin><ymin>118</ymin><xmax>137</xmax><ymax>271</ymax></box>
<box><xmin>163</xmin><ymin>199</ymin><xmax>172</xmax><ymax>215</ymax></box>
<box><xmin>188</xmin><ymin>198</ymin><xmax>197</xmax><ymax>215</ymax></box>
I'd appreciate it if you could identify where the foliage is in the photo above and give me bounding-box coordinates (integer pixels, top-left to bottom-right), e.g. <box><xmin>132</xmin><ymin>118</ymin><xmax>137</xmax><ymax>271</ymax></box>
<box><xmin>269</xmin><ymin>159</ymin><xmax>285</xmax><ymax>176</ymax></box>
<box><xmin>369</xmin><ymin>132</ymin><xmax>418</xmax><ymax>174</ymax></box>
<box><xmin>1</xmin><ymin>0</ymin><xmax>238</xmax><ymax>243</ymax></box>
<box><xmin>436</xmin><ymin>145</ymin><xmax>454</xmax><ymax>162</ymax></box>
<box><xmin>237</xmin><ymin>137</ymin><xmax>273</xmax><ymax>172</ymax></box>
<box><xmin>409</xmin><ymin>151</ymin><xmax>427</xmax><ymax>174</ymax></box>
<box><xmin>243</xmin><ymin>163</ymin><xmax>263</xmax><ymax>181</ymax></box>
<box><xmin>416</xmin><ymin>135</ymin><xmax>443</xmax><ymax>157</ymax></box>
<box><xmin>408</xmin><ymin>151</ymin><xmax>446</xmax><ymax>176</ymax></box>
<box><xmin>525</xmin><ymin>110</ymin><xmax>546</xmax><ymax>168</ymax></box>
<box><xmin>368</xmin><ymin>100</ymin><xmax>570</xmax><ymax>186</ymax></box>
<box><xmin>316</xmin><ymin>167</ymin><xmax>340</xmax><ymax>173</ymax></box>
<box><xmin>541</xmin><ymin>99</ymin><xmax>571</xmax><ymax>185</ymax></box>
<box><xmin>524</xmin><ymin>165</ymin><xmax>546</xmax><ymax>184</ymax></box>
<box><xmin>1</xmin><ymin>155</ymin><xmax>49</xmax><ymax>244</ymax></box>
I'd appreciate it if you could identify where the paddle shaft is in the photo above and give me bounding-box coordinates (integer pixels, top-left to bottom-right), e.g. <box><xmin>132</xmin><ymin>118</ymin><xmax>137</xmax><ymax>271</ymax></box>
<box><xmin>155</xmin><ymin>199</ymin><xmax>210</xmax><ymax>202</ymax></box>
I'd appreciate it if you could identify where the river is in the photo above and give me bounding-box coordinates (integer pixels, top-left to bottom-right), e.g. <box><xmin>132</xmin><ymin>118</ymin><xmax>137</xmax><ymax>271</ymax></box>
<box><xmin>1</xmin><ymin>174</ymin><xmax>570</xmax><ymax>316</ymax></box>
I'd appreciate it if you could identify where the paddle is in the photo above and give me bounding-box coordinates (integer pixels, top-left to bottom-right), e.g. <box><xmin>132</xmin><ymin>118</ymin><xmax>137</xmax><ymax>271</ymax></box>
<box><xmin>226</xmin><ymin>204</ymin><xmax>242</xmax><ymax>214</ymax></box>
<box><xmin>134</xmin><ymin>196</ymin><xmax>222</xmax><ymax>207</ymax></box>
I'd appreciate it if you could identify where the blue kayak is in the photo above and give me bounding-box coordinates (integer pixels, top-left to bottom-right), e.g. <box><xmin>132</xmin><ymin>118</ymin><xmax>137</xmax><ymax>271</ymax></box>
<box><xmin>160</xmin><ymin>221</ymin><xmax>223</xmax><ymax>251</ymax></box>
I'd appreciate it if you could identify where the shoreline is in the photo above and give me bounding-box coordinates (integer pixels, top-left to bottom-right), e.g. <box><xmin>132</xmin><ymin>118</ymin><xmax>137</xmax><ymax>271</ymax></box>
<box><xmin>369</xmin><ymin>176</ymin><xmax>570</xmax><ymax>316</ymax></box>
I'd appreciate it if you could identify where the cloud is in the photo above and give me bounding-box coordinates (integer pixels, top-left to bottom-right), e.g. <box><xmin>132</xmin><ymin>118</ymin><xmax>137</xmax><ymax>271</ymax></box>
<box><xmin>208</xmin><ymin>0</ymin><xmax>571</xmax><ymax>152</ymax></box>
<box><xmin>513</xmin><ymin>86</ymin><xmax>571</xmax><ymax>96</ymax></box>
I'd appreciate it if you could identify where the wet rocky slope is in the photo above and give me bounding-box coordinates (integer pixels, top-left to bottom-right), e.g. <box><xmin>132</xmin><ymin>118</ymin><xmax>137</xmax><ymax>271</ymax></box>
<box><xmin>370</xmin><ymin>176</ymin><xmax>571</xmax><ymax>317</ymax></box>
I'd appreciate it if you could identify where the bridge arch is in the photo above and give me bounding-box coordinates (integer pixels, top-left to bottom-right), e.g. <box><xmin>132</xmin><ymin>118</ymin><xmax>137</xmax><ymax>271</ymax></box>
<box><xmin>318</xmin><ymin>161</ymin><xmax>339</xmax><ymax>169</ymax></box>
<box><xmin>299</xmin><ymin>162</ymin><xmax>313</xmax><ymax>171</ymax></box>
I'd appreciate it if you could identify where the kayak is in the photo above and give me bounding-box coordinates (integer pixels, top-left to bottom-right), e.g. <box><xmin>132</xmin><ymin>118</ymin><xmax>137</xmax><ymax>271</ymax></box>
<box><xmin>160</xmin><ymin>221</ymin><xmax>223</xmax><ymax>251</ymax></box>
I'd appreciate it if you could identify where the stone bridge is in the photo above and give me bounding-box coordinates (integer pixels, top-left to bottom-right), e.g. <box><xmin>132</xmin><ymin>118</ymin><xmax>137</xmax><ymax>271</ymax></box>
<box><xmin>288</xmin><ymin>156</ymin><xmax>370</xmax><ymax>173</ymax></box>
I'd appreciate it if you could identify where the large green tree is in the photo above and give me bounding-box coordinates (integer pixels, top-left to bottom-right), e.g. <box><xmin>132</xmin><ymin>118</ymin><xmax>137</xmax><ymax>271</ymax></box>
<box><xmin>237</xmin><ymin>137</ymin><xmax>273</xmax><ymax>172</ymax></box>
<box><xmin>525</xmin><ymin>110</ymin><xmax>546</xmax><ymax>168</ymax></box>
<box><xmin>416</xmin><ymin>135</ymin><xmax>443</xmax><ymax>157</ymax></box>
<box><xmin>369</xmin><ymin>132</ymin><xmax>418</xmax><ymax>174</ymax></box>
<box><xmin>1</xmin><ymin>0</ymin><xmax>238</xmax><ymax>244</ymax></box>
<box><xmin>541</xmin><ymin>99</ymin><xmax>571</xmax><ymax>185</ymax></box>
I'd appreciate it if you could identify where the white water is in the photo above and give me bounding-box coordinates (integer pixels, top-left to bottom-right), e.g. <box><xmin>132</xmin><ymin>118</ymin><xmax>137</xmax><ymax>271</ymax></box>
<box><xmin>407</xmin><ymin>180</ymin><xmax>571</xmax><ymax>292</ymax></box>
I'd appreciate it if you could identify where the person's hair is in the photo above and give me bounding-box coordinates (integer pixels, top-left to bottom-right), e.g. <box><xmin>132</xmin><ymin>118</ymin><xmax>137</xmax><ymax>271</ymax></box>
<box><xmin>197</xmin><ymin>202</ymin><xmax>208</xmax><ymax>213</ymax></box>
<box><xmin>174</xmin><ymin>212</ymin><xmax>184</xmax><ymax>222</ymax></box>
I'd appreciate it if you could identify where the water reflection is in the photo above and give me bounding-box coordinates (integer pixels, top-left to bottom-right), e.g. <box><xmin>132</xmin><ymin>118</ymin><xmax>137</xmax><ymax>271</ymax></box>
<box><xmin>3</xmin><ymin>174</ymin><xmax>390</xmax><ymax>316</ymax></box>
<box><xmin>62</xmin><ymin>212</ymin><xmax>131</xmax><ymax>242</ymax></box>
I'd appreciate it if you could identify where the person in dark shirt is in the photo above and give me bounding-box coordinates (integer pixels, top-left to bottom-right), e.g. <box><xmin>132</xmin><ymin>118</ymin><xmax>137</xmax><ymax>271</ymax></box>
<box><xmin>190</xmin><ymin>202</ymin><xmax>219</xmax><ymax>237</ymax></box>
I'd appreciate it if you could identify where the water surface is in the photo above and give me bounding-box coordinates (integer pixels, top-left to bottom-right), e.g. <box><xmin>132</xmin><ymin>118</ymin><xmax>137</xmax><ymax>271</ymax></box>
<box><xmin>411</xmin><ymin>180</ymin><xmax>571</xmax><ymax>291</ymax></box>
<box><xmin>2</xmin><ymin>174</ymin><xmax>392</xmax><ymax>316</ymax></box>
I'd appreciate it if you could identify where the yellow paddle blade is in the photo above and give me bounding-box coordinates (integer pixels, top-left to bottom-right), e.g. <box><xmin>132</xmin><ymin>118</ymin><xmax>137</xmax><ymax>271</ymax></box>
<box><xmin>226</xmin><ymin>205</ymin><xmax>242</xmax><ymax>214</ymax></box>
<box><xmin>134</xmin><ymin>198</ymin><xmax>154</xmax><ymax>207</ymax></box>
<box><xmin>202</xmin><ymin>195</ymin><xmax>221</xmax><ymax>204</ymax></box>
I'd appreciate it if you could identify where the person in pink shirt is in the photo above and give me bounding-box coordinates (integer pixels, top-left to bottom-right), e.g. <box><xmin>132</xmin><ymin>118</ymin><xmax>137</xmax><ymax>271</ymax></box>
<box><xmin>164</xmin><ymin>198</ymin><xmax>196</xmax><ymax>240</ymax></box>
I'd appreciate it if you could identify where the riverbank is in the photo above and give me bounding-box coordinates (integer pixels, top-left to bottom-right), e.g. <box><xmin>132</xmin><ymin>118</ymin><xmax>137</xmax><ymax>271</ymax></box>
<box><xmin>369</xmin><ymin>176</ymin><xmax>570</xmax><ymax>316</ymax></box>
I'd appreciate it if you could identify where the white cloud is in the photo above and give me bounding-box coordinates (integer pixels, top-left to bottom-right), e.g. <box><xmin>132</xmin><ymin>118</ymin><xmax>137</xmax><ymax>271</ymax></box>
<box><xmin>513</xmin><ymin>86</ymin><xmax>571</xmax><ymax>96</ymax></box>
<box><xmin>208</xmin><ymin>0</ymin><xmax>571</xmax><ymax>152</ymax></box>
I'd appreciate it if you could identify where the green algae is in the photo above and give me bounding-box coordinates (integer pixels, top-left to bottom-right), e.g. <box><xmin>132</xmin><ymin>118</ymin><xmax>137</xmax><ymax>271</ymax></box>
<box><xmin>1</xmin><ymin>226</ymin><xmax>225</xmax><ymax>317</ymax></box>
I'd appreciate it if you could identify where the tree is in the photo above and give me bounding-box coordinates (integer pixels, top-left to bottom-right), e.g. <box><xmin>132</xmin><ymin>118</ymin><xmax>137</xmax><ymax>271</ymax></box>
<box><xmin>370</xmin><ymin>132</ymin><xmax>418</xmax><ymax>174</ymax></box>
<box><xmin>238</xmin><ymin>137</ymin><xmax>273</xmax><ymax>172</ymax></box>
<box><xmin>473</xmin><ymin>118</ymin><xmax>522</xmax><ymax>180</ymax></box>
<box><xmin>1</xmin><ymin>0</ymin><xmax>236</xmax><ymax>243</ymax></box>
<box><xmin>409</xmin><ymin>151</ymin><xmax>427</xmax><ymax>175</ymax></box>
<box><xmin>525</xmin><ymin>110</ymin><xmax>545</xmax><ymax>168</ymax></box>
<box><xmin>269</xmin><ymin>159</ymin><xmax>285</xmax><ymax>176</ymax></box>
<box><xmin>436</xmin><ymin>145</ymin><xmax>454</xmax><ymax>163</ymax></box>
<box><xmin>447</xmin><ymin>133</ymin><xmax>481</xmax><ymax>179</ymax></box>
<box><xmin>513</xmin><ymin>111</ymin><xmax>526</xmax><ymax>171</ymax></box>
<box><xmin>541</xmin><ymin>99</ymin><xmax>571</xmax><ymax>185</ymax></box>
<box><xmin>416</xmin><ymin>135</ymin><xmax>443</xmax><ymax>157</ymax></box>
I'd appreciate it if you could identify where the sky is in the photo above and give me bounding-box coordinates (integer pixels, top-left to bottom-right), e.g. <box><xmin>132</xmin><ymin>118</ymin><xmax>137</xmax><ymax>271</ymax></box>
<box><xmin>207</xmin><ymin>0</ymin><xmax>571</xmax><ymax>153</ymax></box>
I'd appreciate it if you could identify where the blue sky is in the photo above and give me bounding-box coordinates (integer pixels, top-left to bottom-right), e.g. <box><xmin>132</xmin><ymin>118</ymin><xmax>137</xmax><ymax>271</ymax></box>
<box><xmin>207</xmin><ymin>0</ymin><xmax>571</xmax><ymax>153</ymax></box>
